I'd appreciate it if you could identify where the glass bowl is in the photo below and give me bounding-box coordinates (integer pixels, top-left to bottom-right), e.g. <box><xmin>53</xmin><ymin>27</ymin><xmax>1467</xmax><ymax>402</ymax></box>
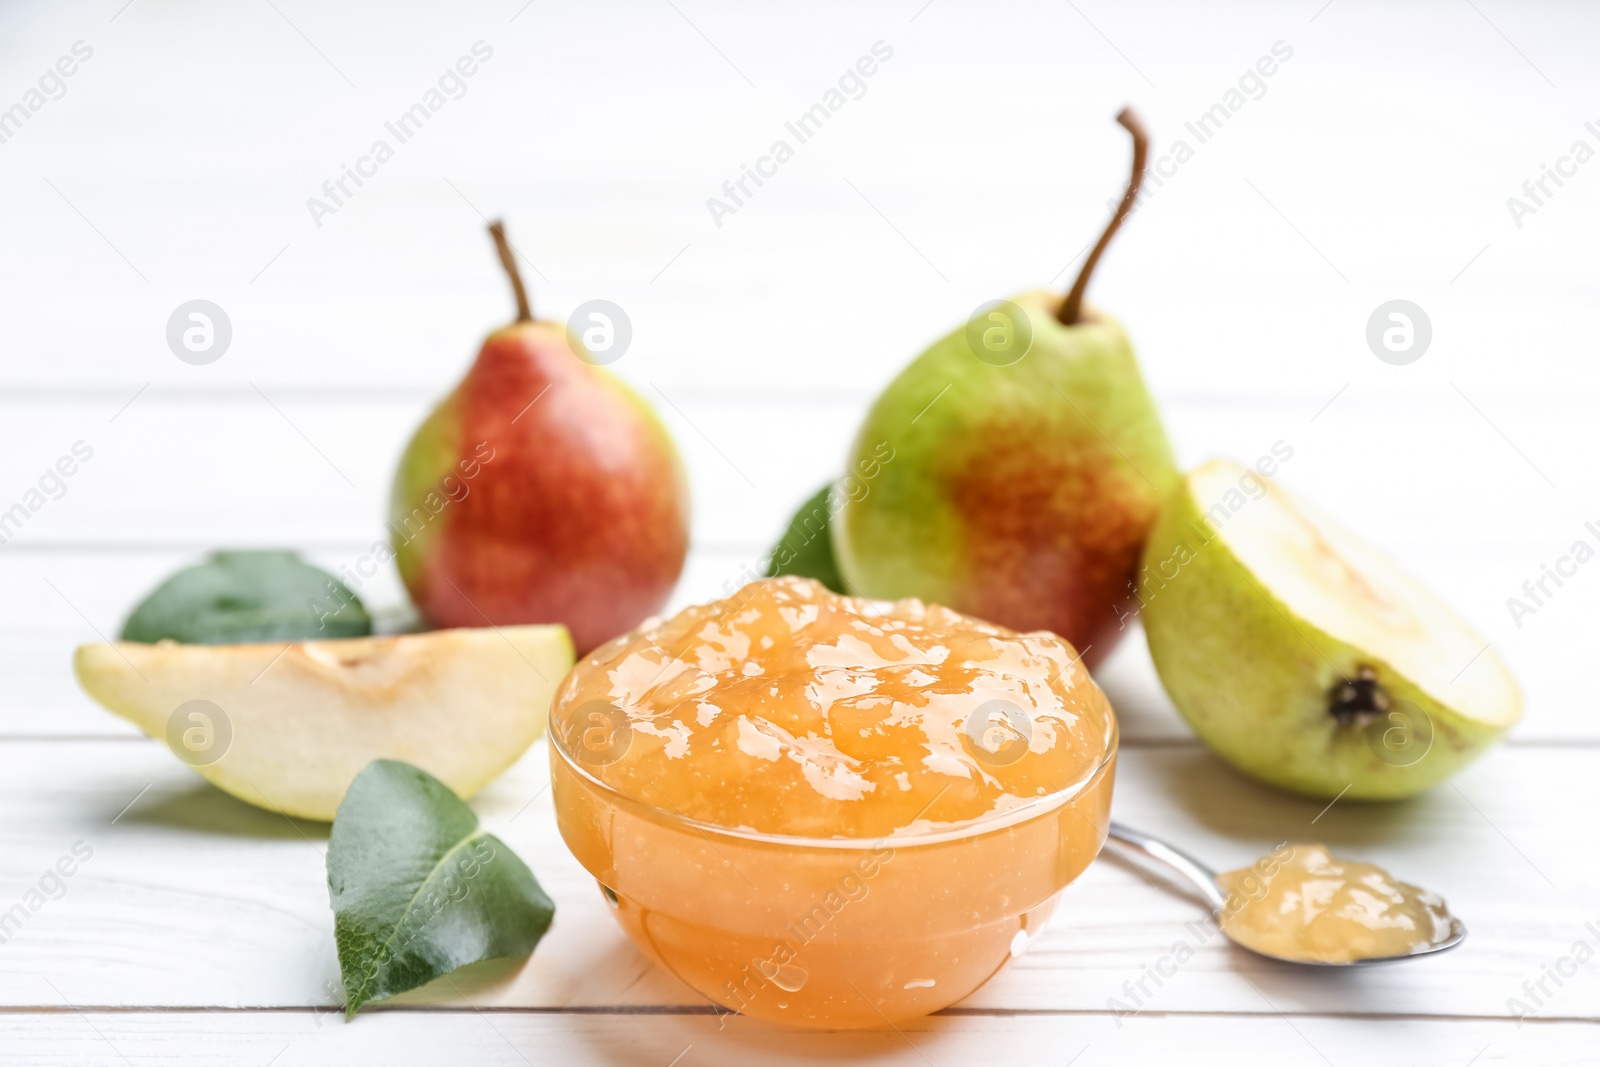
<box><xmin>548</xmin><ymin>711</ymin><xmax>1117</xmax><ymax>1028</ymax></box>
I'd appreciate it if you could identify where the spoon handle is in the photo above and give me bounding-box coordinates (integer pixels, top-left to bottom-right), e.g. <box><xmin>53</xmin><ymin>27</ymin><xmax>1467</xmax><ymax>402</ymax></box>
<box><xmin>1105</xmin><ymin>821</ymin><xmax>1228</xmax><ymax>912</ymax></box>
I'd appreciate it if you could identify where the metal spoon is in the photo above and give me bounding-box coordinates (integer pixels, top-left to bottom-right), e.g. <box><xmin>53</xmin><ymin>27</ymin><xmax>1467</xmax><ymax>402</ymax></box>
<box><xmin>1105</xmin><ymin>821</ymin><xmax>1468</xmax><ymax>966</ymax></box>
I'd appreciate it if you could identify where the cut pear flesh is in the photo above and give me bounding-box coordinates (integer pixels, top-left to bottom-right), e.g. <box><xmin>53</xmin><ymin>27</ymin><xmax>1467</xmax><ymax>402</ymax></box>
<box><xmin>1141</xmin><ymin>460</ymin><xmax>1520</xmax><ymax>799</ymax></box>
<box><xmin>74</xmin><ymin>626</ymin><xmax>574</xmax><ymax>821</ymax></box>
<box><xmin>1188</xmin><ymin>461</ymin><xmax>1520</xmax><ymax>728</ymax></box>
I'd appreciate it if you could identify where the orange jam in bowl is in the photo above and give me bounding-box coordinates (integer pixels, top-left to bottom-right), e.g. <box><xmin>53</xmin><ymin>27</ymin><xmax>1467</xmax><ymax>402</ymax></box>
<box><xmin>548</xmin><ymin>577</ymin><xmax>1117</xmax><ymax>1028</ymax></box>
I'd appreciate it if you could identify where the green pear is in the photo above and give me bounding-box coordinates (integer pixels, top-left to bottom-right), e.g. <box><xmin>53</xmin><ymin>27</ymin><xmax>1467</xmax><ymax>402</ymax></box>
<box><xmin>74</xmin><ymin>625</ymin><xmax>573</xmax><ymax>820</ymax></box>
<box><xmin>1140</xmin><ymin>459</ymin><xmax>1522</xmax><ymax>799</ymax></box>
<box><xmin>833</xmin><ymin>108</ymin><xmax>1176</xmax><ymax>665</ymax></box>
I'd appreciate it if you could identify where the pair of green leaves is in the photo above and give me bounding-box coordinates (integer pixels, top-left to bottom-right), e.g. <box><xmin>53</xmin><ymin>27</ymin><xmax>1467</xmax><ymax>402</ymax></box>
<box><xmin>328</xmin><ymin>761</ymin><xmax>555</xmax><ymax>1017</ymax></box>
<box><xmin>121</xmin><ymin>550</ymin><xmax>371</xmax><ymax>644</ymax></box>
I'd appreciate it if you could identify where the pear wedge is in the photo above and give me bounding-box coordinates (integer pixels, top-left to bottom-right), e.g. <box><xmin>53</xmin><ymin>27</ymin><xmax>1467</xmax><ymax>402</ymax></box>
<box><xmin>74</xmin><ymin>626</ymin><xmax>574</xmax><ymax>820</ymax></box>
<box><xmin>1140</xmin><ymin>460</ymin><xmax>1521</xmax><ymax>799</ymax></box>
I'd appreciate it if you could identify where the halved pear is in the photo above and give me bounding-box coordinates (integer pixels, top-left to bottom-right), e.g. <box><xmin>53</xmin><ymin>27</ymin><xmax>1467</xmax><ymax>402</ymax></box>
<box><xmin>1140</xmin><ymin>459</ymin><xmax>1520</xmax><ymax>799</ymax></box>
<box><xmin>74</xmin><ymin>626</ymin><xmax>574</xmax><ymax>820</ymax></box>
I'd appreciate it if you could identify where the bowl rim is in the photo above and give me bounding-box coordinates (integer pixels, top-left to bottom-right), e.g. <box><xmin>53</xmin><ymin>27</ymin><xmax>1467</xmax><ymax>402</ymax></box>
<box><xmin>548</xmin><ymin>701</ymin><xmax>1118</xmax><ymax>851</ymax></box>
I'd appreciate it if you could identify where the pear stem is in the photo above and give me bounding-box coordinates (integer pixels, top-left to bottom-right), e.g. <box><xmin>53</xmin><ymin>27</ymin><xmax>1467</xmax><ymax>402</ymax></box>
<box><xmin>488</xmin><ymin>219</ymin><xmax>533</xmax><ymax>323</ymax></box>
<box><xmin>1058</xmin><ymin>107</ymin><xmax>1148</xmax><ymax>327</ymax></box>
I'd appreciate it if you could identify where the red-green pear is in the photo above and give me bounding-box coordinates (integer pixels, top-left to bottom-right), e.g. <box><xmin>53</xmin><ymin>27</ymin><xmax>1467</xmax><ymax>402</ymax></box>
<box><xmin>391</xmin><ymin>222</ymin><xmax>689</xmax><ymax>654</ymax></box>
<box><xmin>832</xmin><ymin>109</ymin><xmax>1177</xmax><ymax>665</ymax></box>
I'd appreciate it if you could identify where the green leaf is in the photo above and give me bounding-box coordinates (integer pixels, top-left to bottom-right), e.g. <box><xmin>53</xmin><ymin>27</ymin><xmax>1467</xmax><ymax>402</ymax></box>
<box><xmin>327</xmin><ymin>760</ymin><xmax>554</xmax><ymax>1018</ymax></box>
<box><xmin>767</xmin><ymin>483</ymin><xmax>845</xmax><ymax>593</ymax></box>
<box><xmin>120</xmin><ymin>550</ymin><xmax>371</xmax><ymax>644</ymax></box>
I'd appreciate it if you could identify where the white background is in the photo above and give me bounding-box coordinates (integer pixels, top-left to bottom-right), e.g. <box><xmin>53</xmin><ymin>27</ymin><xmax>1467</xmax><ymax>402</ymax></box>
<box><xmin>0</xmin><ymin>0</ymin><xmax>1596</xmax><ymax>1063</ymax></box>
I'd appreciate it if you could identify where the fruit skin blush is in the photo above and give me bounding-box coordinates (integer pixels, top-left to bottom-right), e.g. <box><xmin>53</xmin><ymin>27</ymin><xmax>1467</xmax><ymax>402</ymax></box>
<box><xmin>548</xmin><ymin>577</ymin><xmax>1118</xmax><ymax>1028</ymax></box>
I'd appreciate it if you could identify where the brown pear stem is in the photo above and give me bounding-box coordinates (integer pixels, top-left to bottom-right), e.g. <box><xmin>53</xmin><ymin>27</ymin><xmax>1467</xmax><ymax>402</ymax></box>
<box><xmin>488</xmin><ymin>219</ymin><xmax>532</xmax><ymax>322</ymax></box>
<box><xmin>1059</xmin><ymin>107</ymin><xmax>1148</xmax><ymax>326</ymax></box>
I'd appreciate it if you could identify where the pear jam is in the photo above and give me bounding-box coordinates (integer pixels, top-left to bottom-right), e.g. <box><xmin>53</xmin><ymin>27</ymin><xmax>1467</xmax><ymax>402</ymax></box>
<box><xmin>1218</xmin><ymin>844</ymin><xmax>1457</xmax><ymax>963</ymax></box>
<box><xmin>548</xmin><ymin>577</ymin><xmax>1117</xmax><ymax>1027</ymax></box>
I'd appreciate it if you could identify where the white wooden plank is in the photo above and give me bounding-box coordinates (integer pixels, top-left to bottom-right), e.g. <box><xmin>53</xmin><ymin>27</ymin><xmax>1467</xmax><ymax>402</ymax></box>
<box><xmin>2</xmin><ymin>1010</ymin><xmax>1594</xmax><ymax>1067</ymax></box>
<box><xmin>0</xmin><ymin>391</ymin><xmax>1580</xmax><ymax>553</ymax></box>
<box><xmin>0</xmin><ymin>739</ymin><xmax>1593</xmax><ymax>1021</ymax></box>
<box><xmin>1</xmin><ymin>540</ymin><xmax>1588</xmax><ymax>742</ymax></box>
<box><xmin>1</xmin><ymin>0</ymin><xmax>1598</xmax><ymax>404</ymax></box>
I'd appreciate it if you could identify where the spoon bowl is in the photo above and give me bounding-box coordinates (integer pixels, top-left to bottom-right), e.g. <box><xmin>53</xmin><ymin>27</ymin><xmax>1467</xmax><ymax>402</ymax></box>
<box><xmin>1105</xmin><ymin>822</ymin><xmax>1467</xmax><ymax>966</ymax></box>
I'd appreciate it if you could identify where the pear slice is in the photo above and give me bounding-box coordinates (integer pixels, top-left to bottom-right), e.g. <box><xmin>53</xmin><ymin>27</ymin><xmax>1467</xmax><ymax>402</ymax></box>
<box><xmin>1140</xmin><ymin>459</ymin><xmax>1520</xmax><ymax>799</ymax></box>
<box><xmin>74</xmin><ymin>626</ymin><xmax>574</xmax><ymax>820</ymax></box>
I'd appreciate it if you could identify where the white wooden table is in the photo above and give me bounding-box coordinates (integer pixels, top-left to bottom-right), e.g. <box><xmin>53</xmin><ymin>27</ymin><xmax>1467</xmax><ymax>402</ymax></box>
<box><xmin>2</xmin><ymin>1</ymin><xmax>1596</xmax><ymax>1062</ymax></box>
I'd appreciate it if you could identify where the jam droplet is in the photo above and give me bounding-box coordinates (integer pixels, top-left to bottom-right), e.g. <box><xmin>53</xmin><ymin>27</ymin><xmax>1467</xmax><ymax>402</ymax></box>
<box><xmin>756</xmin><ymin>959</ymin><xmax>810</xmax><ymax>993</ymax></box>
